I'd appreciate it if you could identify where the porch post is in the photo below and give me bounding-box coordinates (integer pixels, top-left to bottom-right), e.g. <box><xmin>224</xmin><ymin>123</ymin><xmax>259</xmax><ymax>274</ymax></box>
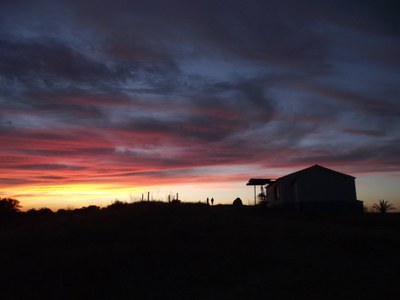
<box><xmin>254</xmin><ymin>185</ymin><xmax>256</xmax><ymax>206</ymax></box>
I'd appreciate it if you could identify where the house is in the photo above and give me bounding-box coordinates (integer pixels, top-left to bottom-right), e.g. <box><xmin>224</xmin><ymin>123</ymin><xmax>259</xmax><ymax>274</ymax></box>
<box><xmin>265</xmin><ymin>165</ymin><xmax>363</xmax><ymax>214</ymax></box>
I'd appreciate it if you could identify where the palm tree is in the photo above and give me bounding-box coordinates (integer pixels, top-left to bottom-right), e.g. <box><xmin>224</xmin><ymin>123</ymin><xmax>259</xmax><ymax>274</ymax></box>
<box><xmin>372</xmin><ymin>199</ymin><xmax>395</xmax><ymax>214</ymax></box>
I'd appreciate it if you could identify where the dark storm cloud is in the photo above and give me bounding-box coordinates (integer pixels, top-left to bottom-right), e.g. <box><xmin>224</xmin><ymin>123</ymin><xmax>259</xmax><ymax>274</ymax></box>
<box><xmin>0</xmin><ymin>0</ymin><xmax>399</xmax><ymax>190</ymax></box>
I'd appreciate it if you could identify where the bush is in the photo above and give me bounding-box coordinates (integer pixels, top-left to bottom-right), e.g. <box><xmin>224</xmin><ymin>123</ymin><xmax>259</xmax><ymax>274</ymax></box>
<box><xmin>26</xmin><ymin>208</ymin><xmax>53</xmax><ymax>216</ymax></box>
<box><xmin>107</xmin><ymin>200</ymin><xmax>128</xmax><ymax>210</ymax></box>
<box><xmin>233</xmin><ymin>197</ymin><xmax>243</xmax><ymax>207</ymax></box>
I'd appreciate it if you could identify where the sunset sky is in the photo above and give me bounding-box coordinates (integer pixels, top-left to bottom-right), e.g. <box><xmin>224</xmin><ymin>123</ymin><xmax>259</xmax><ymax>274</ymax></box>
<box><xmin>1</xmin><ymin>0</ymin><xmax>399</xmax><ymax>210</ymax></box>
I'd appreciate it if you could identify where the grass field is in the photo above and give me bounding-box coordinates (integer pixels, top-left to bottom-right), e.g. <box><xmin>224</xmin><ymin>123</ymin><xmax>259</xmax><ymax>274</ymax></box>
<box><xmin>0</xmin><ymin>202</ymin><xmax>399</xmax><ymax>299</ymax></box>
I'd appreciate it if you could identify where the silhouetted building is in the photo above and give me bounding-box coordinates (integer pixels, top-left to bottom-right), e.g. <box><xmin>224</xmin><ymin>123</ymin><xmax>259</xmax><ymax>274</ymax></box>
<box><xmin>265</xmin><ymin>165</ymin><xmax>363</xmax><ymax>214</ymax></box>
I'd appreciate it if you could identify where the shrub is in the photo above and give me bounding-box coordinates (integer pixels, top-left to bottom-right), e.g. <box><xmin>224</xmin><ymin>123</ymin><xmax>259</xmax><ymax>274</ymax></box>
<box><xmin>26</xmin><ymin>208</ymin><xmax>53</xmax><ymax>216</ymax></box>
<box><xmin>107</xmin><ymin>200</ymin><xmax>128</xmax><ymax>210</ymax></box>
<box><xmin>233</xmin><ymin>197</ymin><xmax>243</xmax><ymax>207</ymax></box>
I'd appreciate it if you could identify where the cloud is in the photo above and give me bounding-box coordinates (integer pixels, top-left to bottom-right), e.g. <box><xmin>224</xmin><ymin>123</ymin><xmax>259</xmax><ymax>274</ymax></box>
<box><xmin>0</xmin><ymin>0</ymin><xmax>399</xmax><ymax>195</ymax></box>
<box><xmin>3</xmin><ymin>164</ymin><xmax>87</xmax><ymax>171</ymax></box>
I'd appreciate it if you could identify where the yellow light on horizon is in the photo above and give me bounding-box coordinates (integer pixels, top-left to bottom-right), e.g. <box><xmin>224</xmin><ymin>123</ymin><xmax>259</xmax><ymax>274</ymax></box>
<box><xmin>4</xmin><ymin>183</ymin><xmax>144</xmax><ymax>211</ymax></box>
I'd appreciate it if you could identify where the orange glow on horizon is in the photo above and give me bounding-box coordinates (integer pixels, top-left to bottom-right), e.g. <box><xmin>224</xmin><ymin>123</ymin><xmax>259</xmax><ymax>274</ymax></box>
<box><xmin>4</xmin><ymin>183</ymin><xmax>143</xmax><ymax>211</ymax></box>
<box><xmin>3</xmin><ymin>176</ymin><xmax>263</xmax><ymax>211</ymax></box>
<box><xmin>2</xmin><ymin>165</ymin><xmax>399</xmax><ymax>212</ymax></box>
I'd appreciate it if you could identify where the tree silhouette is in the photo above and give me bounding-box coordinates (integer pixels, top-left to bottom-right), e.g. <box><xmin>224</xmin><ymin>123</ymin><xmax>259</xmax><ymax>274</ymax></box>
<box><xmin>372</xmin><ymin>199</ymin><xmax>395</xmax><ymax>214</ymax></box>
<box><xmin>0</xmin><ymin>197</ymin><xmax>22</xmax><ymax>215</ymax></box>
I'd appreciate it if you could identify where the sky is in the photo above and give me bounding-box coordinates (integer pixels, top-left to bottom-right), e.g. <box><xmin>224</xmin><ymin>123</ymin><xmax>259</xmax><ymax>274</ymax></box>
<box><xmin>1</xmin><ymin>0</ymin><xmax>399</xmax><ymax>211</ymax></box>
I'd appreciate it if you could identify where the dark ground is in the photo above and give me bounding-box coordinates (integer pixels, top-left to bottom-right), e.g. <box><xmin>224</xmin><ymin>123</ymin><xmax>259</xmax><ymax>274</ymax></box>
<box><xmin>0</xmin><ymin>203</ymin><xmax>399</xmax><ymax>299</ymax></box>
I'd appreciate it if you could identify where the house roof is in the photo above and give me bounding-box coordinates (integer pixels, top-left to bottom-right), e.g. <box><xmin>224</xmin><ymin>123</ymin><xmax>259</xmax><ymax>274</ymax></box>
<box><xmin>274</xmin><ymin>164</ymin><xmax>355</xmax><ymax>182</ymax></box>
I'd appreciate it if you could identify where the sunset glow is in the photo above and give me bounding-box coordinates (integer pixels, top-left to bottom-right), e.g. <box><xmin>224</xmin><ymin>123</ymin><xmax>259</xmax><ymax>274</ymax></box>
<box><xmin>1</xmin><ymin>1</ymin><xmax>399</xmax><ymax>211</ymax></box>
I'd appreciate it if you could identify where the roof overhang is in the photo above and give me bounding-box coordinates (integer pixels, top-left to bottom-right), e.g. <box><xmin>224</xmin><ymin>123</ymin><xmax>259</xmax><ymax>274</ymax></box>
<box><xmin>246</xmin><ymin>178</ymin><xmax>273</xmax><ymax>186</ymax></box>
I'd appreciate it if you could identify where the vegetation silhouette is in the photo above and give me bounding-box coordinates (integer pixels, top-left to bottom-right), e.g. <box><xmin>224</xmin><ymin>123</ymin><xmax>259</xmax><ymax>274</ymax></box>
<box><xmin>107</xmin><ymin>199</ymin><xmax>129</xmax><ymax>210</ymax></box>
<box><xmin>0</xmin><ymin>197</ymin><xmax>21</xmax><ymax>216</ymax></box>
<box><xmin>373</xmin><ymin>199</ymin><xmax>395</xmax><ymax>214</ymax></box>
<box><xmin>233</xmin><ymin>197</ymin><xmax>243</xmax><ymax>207</ymax></box>
<box><xmin>26</xmin><ymin>207</ymin><xmax>53</xmax><ymax>216</ymax></box>
<box><xmin>0</xmin><ymin>198</ymin><xmax>399</xmax><ymax>299</ymax></box>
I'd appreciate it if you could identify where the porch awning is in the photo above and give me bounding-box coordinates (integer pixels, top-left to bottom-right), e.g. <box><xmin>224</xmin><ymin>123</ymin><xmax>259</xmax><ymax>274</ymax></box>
<box><xmin>246</xmin><ymin>178</ymin><xmax>273</xmax><ymax>186</ymax></box>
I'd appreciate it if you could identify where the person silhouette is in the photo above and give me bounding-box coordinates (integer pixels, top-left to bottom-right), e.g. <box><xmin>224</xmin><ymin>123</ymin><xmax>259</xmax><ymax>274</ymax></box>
<box><xmin>207</xmin><ymin>197</ymin><xmax>209</xmax><ymax>205</ymax></box>
<box><xmin>211</xmin><ymin>198</ymin><xmax>214</xmax><ymax>206</ymax></box>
